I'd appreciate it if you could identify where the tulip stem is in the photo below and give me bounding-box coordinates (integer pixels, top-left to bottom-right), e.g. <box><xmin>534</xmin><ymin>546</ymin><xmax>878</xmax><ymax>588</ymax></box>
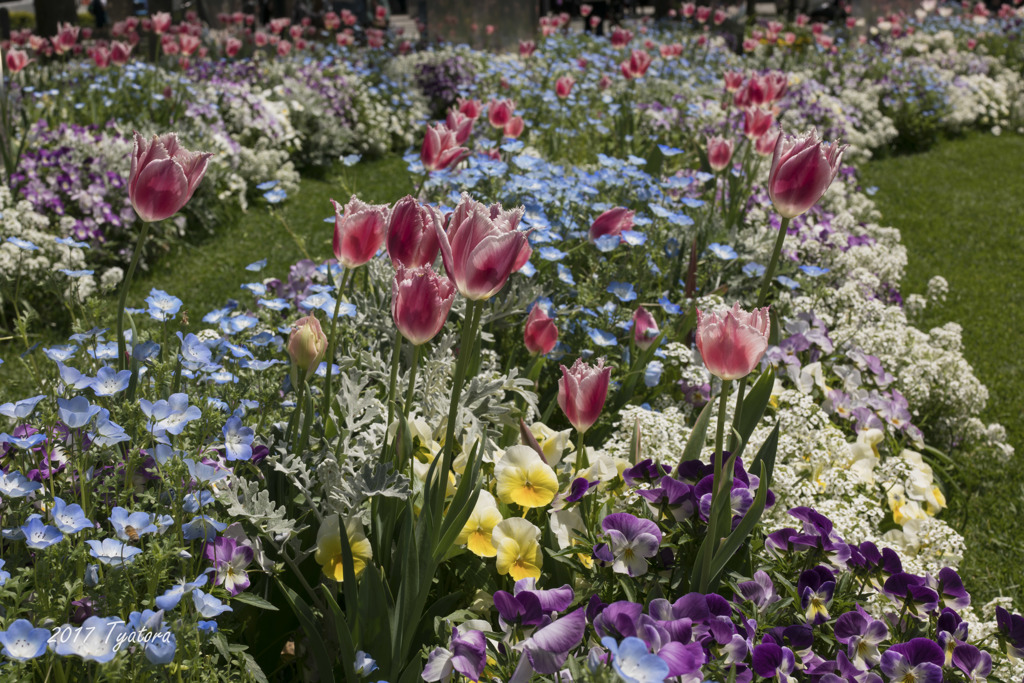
<box><xmin>402</xmin><ymin>344</ymin><xmax>421</xmax><ymax>423</ymax></box>
<box><xmin>728</xmin><ymin>375</ymin><xmax>748</xmax><ymax>452</ymax></box>
<box><xmin>322</xmin><ymin>266</ymin><xmax>353</xmax><ymax>424</ymax></box>
<box><xmin>116</xmin><ymin>219</ymin><xmax>152</xmax><ymax>374</ymax></box>
<box><xmin>712</xmin><ymin>380</ymin><xmax>731</xmax><ymax>494</ymax></box>
<box><xmin>386</xmin><ymin>331</ymin><xmax>404</xmax><ymax>441</ymax></box>
<box><xmin>441</xmin><ymin>299</ymin><xmax>481</xmax><ymax>475</ymax></box>
<box><xmin>574</xmin><ymin>429</ymin><xmax>588</xmax><ymax>474</ymax></box>
<box><xmin>756</xmin><ymin>216</ymin><xmax>791</xmax><ymax>308</ymax></box>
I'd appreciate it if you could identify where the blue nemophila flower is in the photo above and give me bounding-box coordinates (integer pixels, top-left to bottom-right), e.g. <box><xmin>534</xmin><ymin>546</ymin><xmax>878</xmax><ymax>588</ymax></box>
<box><xmin>22</xmin><ymin>517</ymin><xmax>64</xmax><ymax>549</ymax></box>
<box><xmin>245</xmin><ymin>258</ymin><xmax>267</xmax><ymax>272</ymax></box>
<box><xmin>255</xmin><ymin>180</ymin><xmax>279</xmax><ymax>191</ymax></box>
<box><xmin>0</xmin><ymin>559</ymin><xmax>9</xmax><ymax>585</ymax></box>
<box><xmin>43</xmin><ymin>345</ymin><xmax>78</xmax><ymax>362</ymax></box>
<box><xmin>222</xmin><ymin>417</ymin><xmax>255</xmax><ymax>461</ymax></box>
<box><xmin>538</xmin><ymin>246</ymin><xmax>568</xmax><ymax>261</ymax></box>
<box><xmin>145</xmin><ymin>289</ymin><xmax>183</xmax><ymax>322</ymax></box>
<box><xmin>87</xmin><ymin>538</ymin><xmax>143</xmax><ymax>566</ymax></box>
<box><xmin>587</xmin><ymin>328</ymin><xmax>618</xmax><ymax>347</ymax></box>
<box><xmin>621</xmin><ymin>230</ymin><xmax>646</xmax><ymax>246</ymax></box>
<box><xmin>58</xmin><ymin>396</ymin><xmax>102</xmax><ymax>428</ymax></box>
<box><xmin>55</xmin><ymin>361</ymin><xmax>93</xmax><ymax>392</ymax></box>
<box><xmin>743</xmin><ymin>262</ymin><xmax>767</xmax><ymax>278</ymax></box>
<box><xmin>182</xmin><ymin>515</ymin><xmax>226</xmax><ymax>541</ymax></box>
<box><xmin>155</xmin><ymin>574</ymin><xmax>209</xmax><ymax>611</ymax></box>
<box><xmin>602</xmin><ymin>636</ymin><xmax>670</xmax><ymax>683</ymax></box>
<box><xmin>258</xmin><ymin>298</ymin><xmax>291</xmax><ymax>311</ymax></box>
<box><xmin>0</xmin><ymin>432</ymin><xmax>46</xmax><ymax>449</ymax></box>
<box><xmin>50</xmin><ymin>497</ymin><xmax>93</xmax><ymax>534</ymax></box>
<box><xmin>127</xmin><ymin>610</ymin><xmax>177</xmax><ymax>665</ymax></box>
<box><xmin>708</xmin><ymin>243</ymin><xmax>738</xmax><ymax>260</ymax></box>
<box><xmin>185</xmin><ymin>459</ymin><xmax>228</xmax><ymax>483</ymax></box>
<box><xmin>0</xmin><ymin>619</ymin><xmax>50</xmax><ymax>661</ymax></box>
<box><xmin>220</xmin><ymin>314</ymin><xmax>260</xmax><ymax>335</ymax></box>
<box><xmin>799</xmin><ymin>265</ymin><xmax>830</xmax><ymax>277</ymax></box>
<box><xmin>264</xmin><ymin>188</ymin><xmax>288</xmax><ymax>203</ymax></box>
<box><xmin>207</xmin><ymin>369</ymin><xmax>238</xmax><ymax>385</ymax></box>
<box><xmin>87</xmin><ymin>341</ymin><xmax>119</xmax><ymax>360</ymax></box>
<box><xmin>241</xmin><ymin>282</ymin><xmax>267</xmax><ymax>297</ymax></box>
<box><xmin>594</xmin><ymin>234</ymin><xmax>620</xmax><ymax>252</ymax></box>
<box><xmin>607</xmin><ymin>282</ymin><xmax>637</xmax><ymax>302</ymax></box>
<box><xmin>314</xmin><ymin>362</ymin><xmax>341</xmax><ymax>378</ymax></box>
<box><xmin>56</xmin><ymin>236</ymin><xmax>90</xmax><ymax>248</ymax></box>
<box><xmin>141</xmin><ymin>393</ymin><xmax>202</xmax><ymax>436</ymax></box>
<box><xmin>777</xmin><ymin>275</ymin><xmax>801</xmax><ymax>290</ymax></box>
<box><xmin>341</xmin><ymin>153</ymin><xmax>362</xmax><ymax>166</ymax></box>
<box><xmin>658</xmin><ymin>144</ymin><xmax>685</xmax><ymax>156</ymax></box>
<box><xmin>109</xmin><ymin>507</ymin><xmax>158</xmax><ymax>540</ymax></box>
<box><xmin>0</xmin><ymin>471</ymin><xmax>42</xmax><ymax>497</ymax></box>
<box><xmin>192</xmin><ymin>589</ymin><xmax>233</xmax><ymax>618</ymax></box>
<box><xmin>133</xmin><ymin>341</ymin><xmax>161</xmax><ymax>362</ymax></box>
<box><xmin>177</xmin><ymin>332</ymin><xmax>214</xmax><ymax>369</ymax></box>
<box><xmin>90</xmin><ymin>366</ymin><xmax>132</xmax><ymax>397</ymax></box>
<box><xmin>53</xmin><ymin>616</ymin><xmax>128</xmax><ymax>663</ymax></box>
<box><xmin>6</xmin><ymin>236</ymin><xmax>39</xmax><ymax>251</ymax></box>
<box><xmin>61</xmin><ymin>269</ymin><xmax>94</xmax><ymax>278</ymax></box>
<box><xmin>644</xmin><ymin>361</ymin><xmax>663</xmax><ymax>388</ymax></box>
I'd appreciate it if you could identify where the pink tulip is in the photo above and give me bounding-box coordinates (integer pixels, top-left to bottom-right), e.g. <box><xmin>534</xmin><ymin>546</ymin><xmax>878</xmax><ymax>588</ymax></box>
<box><xmin>696</xmin><ymin>6</ymin><xmax>711</xmax><ymax>22</ymax></box>
<box><xmin>324</xmin><ymin>11</ymin><xmax>341</xmax><ymax>30</ymax></box>
<box><xmin>754</xmin><ymin>129</ymin><xmax>780</xmax><ymax>156</ymax></box>
<box><xmin>713</xmin><ymin>8</ymin><xmax>727</xmax><ymax>24</ymax></box>
<box><xmin>580</xmin><ymin>3</ymin><xmax>593</xmax><ymax>16</ymax></box>
<box><xmin>503</xmin><ymin>116</ymin><xmax>525</xmax><ymax>139</ymax></box>
<box><xmin>91</xmin><ymin>45</ymin><xmax>111</xmax><ymax>68</ymax></box>
<box><xmin>524</xmin><ymin>304</ymin><xmax>558</xmax><ymax>355</ymax></box>
<box><xmin>129</xmin><ymin>132</ymin><xmax>211</xmax><ymax>223</ymax></box>
<box><xmin>53</xmin><ymin>23</ymin><xmax>80</xmax><ymax>54</ymax></box>
<box><xmin>180</xmin><ymin>34</ymin><xmax>200</xmax><ymax>56</ymax></box>
<box><xmin>558</xmin><ymin>358</ymin><xmax>611</xmax><ymax>434</ymax></box>
<box><xmin>488</xmin><ymin>99</ymin><xmax>515</xmax><ymax>128</ymax></box>
<box><xmin>620</xmin><ymin>49</ymin><xmax>652</xmax><ymax>79</ymax></box>
<box><xmin>706</xmin><ymin>136</ymin><xmax>735</xmax><ymax>173</ymax></box>
<box><xmin>768</xmin><ymin>129</ymin><xmax>848</xmax><ymax>219</ymax></box>
<box><xmin>254</xmin><ymin>32</ymin><xmax>269</xmax><ymax>47</ymax></box>
<box><xmin>387</xmin><ymin>195</ymin><xmax>442</xmax><ymax>269</ymax></box>
<box><xmin>783</xmin><ymin>32</ymin><xmax>796</xmax><ymax>45</ymax></box>
<box><xmin>765</xmin><ymin>71</ymin><xmax>789</xmax><ymax>101</ymax></box>
<box><xmin>590</xmin><ymin>16</ymin><xmax>601</xmax><ymax>28</ymax></box>
<box><xmin>420</xmin><ymin>123</ymin><xmax>468</xmax><ymax>172</ymax></box>
<box><xmin>589</xmin><ymin>207</ymin><xmax>634</xmax><ymax>242</ymax></box>
<box><xmin>434</xmin><ymin>193</ymin><xmax>529</xmax><ymax>301</ymax></box>
<box><xmin>288</xmin><ymin>315</ymin><xmax>328</xmax><ymax>372</ymax></box>
<box><xmin>598</xmin><ymin>74</ymin><xmax>612</xmax><ymax>90</ymax></box>
<box><xmin>276</xmin><ymin>40</ymin><xmax>292</xmax><ymax>57</ymax></box>
<box><xmin>4</xmin><ymin>49</ymin><xmax>30</xmax><ymax>74</ymax></box>
<box><xmin>458</xmin><ymin>98</ymin><xmax>483</xmax><ymax>120</ymax></box>
<box><xmin>723</xmin><ymin>70</ymin><xmax>744</xmax><ymax>92</ymax></box>
<box><xmin>445</xmin><ymin>110</ymin><xmax>475</xmax><ymax>144</ymax></box>
<box><xmin>151</xmin><ymin>11</ymin><xmax>172</xmax><ymax>34</ymax></box>
<box><xmin>632</xmin><ymin>306</ymin><xmax>659</xmax><ymax>350</ymax></box>
<box><xmin>331</xmin><ymin>196</ymin><xmax>388</xmax><ymax>268</ymax></box>
<box><xmin>743</xmin><ymin>107</ymin><xmax>774</xmax><ymax>140</ymax></box>
<box><xmin>610</xmin><ymin>27</ymin><xmax>633</xmax><ymax>47</ymax></box>
<box><xmin>519</xmin><ymin>39</ymin><xmax>536</xmax><ymax>57</ymax></box>
<box><xmin>555</xmin><ymin>75</ymin><xmax>575</xmax><ymax>99</ymax></box>
<box><xmin>391</xmin><ymin>265</ymin><xmax>456</xmax><ymax>345</ymax></box>
<box><xmin>696</xmin><ymin>304</ymin><xmax>770</xmax><ymax>381</ymax></box>
<box><xmin>110</xmin><ymin>41</ymin><xmax>133</xmax><ymax>65</ymax></box>
<box><xmin>682</xmin><ymin>2</ymin><xmax>696</xmax><ymax>17</ymax></box>
<box><xmin>225</xmin><ymin>37</ymin><xmax>242</xmax><ymax>57</ymax></box>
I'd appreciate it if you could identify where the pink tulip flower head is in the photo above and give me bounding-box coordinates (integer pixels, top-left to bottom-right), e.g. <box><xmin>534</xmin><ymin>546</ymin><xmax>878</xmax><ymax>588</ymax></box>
<box><xmin>458</xmin><ymin>98</ymin><xmax>484</xmax><ymax>120</ymax></box>
<box><xmin>755</xmin><ymin>129</ymin><xmax>781</xmax><ymax>157</ymax></box>
<box><xmin>558</xmin><ymin>358</ymin><xmax>611</xmax><ymax>434</ymax></box>
<box><xmin>632</xmin><ymin>306</ymin><xmax>659</xmax><ymax>350</ymax></box>
<box><xmin>420</xmin><ymin>123</ymin><xmax>468</xmax><ymax>172</ymax></box>
<box><xmin>445</xmin><ymin>110</ymin><xmax>475</xmax><ymax>145</ymax></box>
<box><xmin>588</xmin><ymin>207</ymin><xmax>635</xmax><ymax>243</ymax></box>
<box><xmin>4</xmin><ymin>49</ymin><xmax>30</xmax><ymax>74</ymax></box>
<box><xmin>503</xmin><ymin>116</ymin><xmax>525</xmax><ymax>139</ymax></box>
<box><xmin>386</xmin><ymin>195</ymin><xmax>442</xmax><ymax>269</ymax></box>
<box><xmin>524</xmin><ymin>304</ymin><xmax>558</xmax><ymax>355</ymax></box>
<box><xmin>225</xmin><ymin>37</ymin><xmax>242</xmax><ymax>57</ymax></box>
<box><xmin>331</xmin><ymin>196</ymin><xmax>389</xmax><ymax>268</ymax></box>
<box><xmin>713</xmin><ymin>8</ymin><xmax>727</xmax><ymax>24</ymax></box>
<box><xmin>620</xmin><ymin>49</ymin><xmax>652</xmax><ymax>79</ymax></box>
<box><xmin>695</xmin><ymin>303</ymin><xmax>770</xmax><ymax>381</ymax></box>
<box><xmin>391</xmin><ymin>265</ymin><xmax>456</xmax><ymax>346</ymax></box>
<box><xmin>110</xmin><ymin>41</ymin><xmax>133</xmax><ymax>65</ymax></box>
<box><xmin>488</xmin><ymin>99</ymin><xmax>516</xmax><ymax>129</ymax></box>
<box><xmin>682</xmin><ymin>2</ymin><xmax>696</xmax><ymax>17</ymax></box>
<box><xmin>434</xmin><ymin>193</ymin><xmax>529</xmax><ymax>301</ymax></box>
<box><xmin>743</xmin><ymin>107</ymin><xmax>774</xmax><ymax>140</ymax></box>
<box><xmin>768</xmin><ymin>129</ymin><xmax>848</xmax><ymax>219</ymax></box>
<box><xmin>151</xmin><ymin>11</ymin><xmax>172</xmax><ymax>34</ymax></box>
<box><xmin>519</xmin><ymin>39</ymin><xmax>536</xmax><ymax>57</ymax></box>
<box><xmin>723</xmin><ymin>70</ymin><xmax>744</xmax><ymax>92</ymax></box>
<box><xmin>706</xmin><ymin>136</ymin><xmax>735</xmax><ymax>173</ymax></box>
<box><xmin>580</xmin><ymin>3</ymin><xmax>593</xmax><ymax>16</ymax></box>
<box><xmin>555</xmin><ymin>75</ymin><xmax>575</xmax><ymax>99</ymax></box>
<box><xmin>129</xmin><ymin>132</ymin><xmax>212</xmax><ymax>223</ymax></box>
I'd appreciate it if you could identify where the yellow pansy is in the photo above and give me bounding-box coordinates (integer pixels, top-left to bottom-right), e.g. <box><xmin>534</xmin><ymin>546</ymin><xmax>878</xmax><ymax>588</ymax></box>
<box><xmin>456</xmin><ymin>490</ymin><xmax>503</xmax><ymax>558</ymax></box>
<box><xmin>529</xmin><ymin>422</ymin><xmax>572</xmax><ymax>467</ymax></box>
<box><xmin>495</xmin><ymin>446</ymin><xmax>559</xmax><ymax>509</ymax></box>
<box><xmin>315</xmin><ymin>515</ymin><xmax>372</xmax><ymax>582</ymax></box>
<box><xmin>492</xmin><ymin>517</ymin><xmax>543</xmax><ymax>581</ymax></box>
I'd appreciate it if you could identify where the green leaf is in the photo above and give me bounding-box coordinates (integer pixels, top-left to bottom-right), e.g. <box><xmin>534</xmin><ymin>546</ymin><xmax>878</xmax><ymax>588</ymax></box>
<box><xmin>322</xmin><ymin>587</ymin><xmax>359</xmax><ymax>683</ymax></box>
<box><xmin>749</xmin><ymin>420</ymin><xmax>779</xmax><ymax>484</ymax></box>
<box><xmin>242</xmin><ymin>653</ymin><xmax>269</xmax><ymax>683</ymax></box>
<box><xmin>629</xmin><ymin>418</ymin><xmax>642</xmax><ymax>464</ymax></box>
<box><xmin>679</xmin><ymin>399</ymin><xmax>714</xmax><ymax>466</ymax></box>
<box><xmin>277</xmin><ymin>581</ymin><xmax>339</xmax><ymax>683</ymax></box>
<box><xmin>737</xmin><ymin>366</ymin><xmax>775</xmax><ymax>446</ymax></box>
<box><xmin>231</xmin><ymin>592</ymin><xmax>280</xmax><ymax>611</ymax></box>
<box><xmin>706</xmin><ymin>458</ymin><xmax>773</xmax><ymax>588</ymax></box>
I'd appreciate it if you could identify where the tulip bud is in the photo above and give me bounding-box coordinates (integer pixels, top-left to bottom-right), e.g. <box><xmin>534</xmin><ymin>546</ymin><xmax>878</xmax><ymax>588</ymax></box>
<box><xmin>387</xmin><ymin>195</ymin><xmax>442</xmax><ymax>269</ymax></box>
<box><xmin>391</xmin><ymin>265</ymin><xmax>456</xmax><ymax>346</ymax></box>
<box><xmin>768</xmin><ymin>129</ymin><xmax>848</xmax><ymax>219</ymax></box>
<box><xmin>458</xmin><ymin>98</ymin><xmax>483</xmax><ymax>120</ymax></box>
<box><xmin>129</xmin><ymin>132</ymin><xmax>212</xmax><ymax>223</ymax></box>
<box><xmin>558</xmin><ymin>358</ymin><xmax>611</xmax><ymax>434</ymax></box>
<box><xmin>555</xmin><ymin>75</ymin><xmax>575</xmax><ymax>99</ymax></box>
<box><xmin>488</xmin><ymin>99</ymin><xmax>515</xmax><ymax>128</ymax></box>
<box><xmin>696</xmin><ymin>303</ymin><xmax>770</xmax><ymax>381</ymax></box>
<box><xmin>288</xmin><ymin>315</ymin><xmax>328</xmax><ymax>373</ymax></box>
<box><xmin>420</xmin><ymin>123</ymin><xmax>468</xmax><ymax>172</ymax></box>
<box><xmin>589</xmin><ymin>207</ymin><xmax>634</xmax><ymax>243</ymax></box>
<box><xmin>632</xmin><ymin>306</ymin><xmax>659</xmax><ymax>350</ymax></box>
<box><xmin>706</xmin><ymin>136</ymin><xmax>735</xmax><ymax>172</ymax></box>
<box><xmin>524</xmin><ymin>305</ymin><xmax>558</xmax><ymax>355</ymax></box>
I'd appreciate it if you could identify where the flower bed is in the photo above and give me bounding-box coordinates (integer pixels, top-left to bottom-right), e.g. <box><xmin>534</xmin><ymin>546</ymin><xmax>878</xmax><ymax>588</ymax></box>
<box><xmin>1</xmin><ymin>3</ymin><xmax>1023</xmax><ymax>682</ymax></box>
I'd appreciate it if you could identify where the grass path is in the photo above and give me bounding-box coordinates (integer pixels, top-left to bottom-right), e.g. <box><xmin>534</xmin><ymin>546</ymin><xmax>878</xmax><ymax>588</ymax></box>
<box><xmin>862</xmin><ymin>132</ymin><xmax>1024</xmax><ymax>604</ymax></box>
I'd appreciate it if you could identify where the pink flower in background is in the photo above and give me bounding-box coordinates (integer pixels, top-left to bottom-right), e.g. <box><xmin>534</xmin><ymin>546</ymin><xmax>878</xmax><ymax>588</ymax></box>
<box><xmin>420</xmin><ymin>123</ymin><xmax>468</xmax><ymax>172</ymax></box>
<box><xmin>707</xmin><ymin>135</ymin><xmax>735</xmax><ymax>172</ymax></box>
<box><xmin>519</xmin><ymin>39</ymin><xmax>536</xmax><ymax>57</ymax></box>
<box><xmin>755</xmin><ymin>129</ymin><xmax>781</xmax><ymax>156</ymax></box>
<box><xmin>110</xmin><ymin>41</ymin><xmax>133</xmax><ymax>65</ymax></box>
<box><xmin>558</xmin><ymin>358</ymin><xmax>611</xmax><ymax>434</ymax></box>
<box><xmin>391</xmin><ymin>265</ymin><xmax>456</xmax><ymax>345</ymax></box>
<box><xmin>324</xmin><ymin>11</ymin><xmax>341</xmax><ymax>30</ymax></box>
<box><xmin>330</xmin><ymin>196</ymin><xmax>389</xmax><ymax>268</ymax></box>
<box><xmin>151</xmin><ymin>12</ymin><xmax>172</xmax><ymax>34</ymax></box>
<box><xmin>580</xmin><ymin>3</ymin><xmax>593</xmax><ymax>17</ymax></box>
<box><xmin>225</xmin><ymin>37</ymin><xmax>242</xmax><ymax>57</ymax></box>
<box><xmin>52</xmin><ymin>23</ymin><xmax>80</xmax><ymax>54</ymax></box>
<box><xmin>387</xmin><ymin>195</ymin><xmax>442</xmax><ymax>269</ymax></box>
<box><xmin>129</xmin><ymin>132</ymin><xmax>212</xmax><ymax>223</ymax></box>
<box><xmin>555</xmin><ymin>75</ymin><xmax>575</xmax><ymax>99</ymax></box>
<box><xmin>589</xmin><ymin>207</ymin><xmax>635</xmax><ymax>242</ymax></box>
<box><xmin>434</xmin><ymin>194</ymin><xmax>529</xmax><ymax>301</ymax></box>
<box><xmin>696</xmin><ymin>6</ymin><xmax>711</xmax><ymax>22</ymax></box>
<box><xmin>610</xmin><ymin>27</ymin><xmax>633</xmax><ymax>47</ymax></box>
<box><xmin>180</xmin><ymin>33</ymin><xmax>201</xmax><ymax>56</ymax></box>
<box><xmin>682</xmin><ymin>2</ymin><xmax>696</xmax><ymax>17</ymax></box>
<box><xmin>620</xmin><ymin>49</ymin><xmax>652</xmax><ymax>79</ymax></box>
<box><xmin>696</xmin><ymin>304</ymin><xmax>770</xmax><ymax>381</ymax></box>
<box><xmin>768</xmin><ymin>129</ymin><xmax>848</xmax><ymax>218</ymax></box>
<box><xmin>713</xmin><ymin>8</ymin><xmax>727</xmax><ymax>24</ymax></box>
<box><xmin>723</xmin><ymin>70</ymin><xmax>744</xmax><ymax>92</ymax></box>
<box><xmin>445</xmin><ymin>110</ymin><xmax>475</xmax><ymax>144</ymax></box>
<box><xmin>632</xmin><ymin>306</ymin><xmax>659</xmax><ymax>350</ymax></box>
<box><xmin>4</xmin><ymin>49</ymin><xmax>30</xmax><ymax>74</ymax></box>
<box><xmin>458</xmin><ymin>98</ymin><xmax>483</xmax><ymax>119</ymax></box>
<box><xmin>276</xmin><ymin>40</ymin><xmax>292</xmax><ymax>57</ymax></box>
<box><xmin>90</xmin><ymin>45</ymin><xmax>111</xmax><ymax>68</ymax></box>
<box><xmin>524</xmin><ymin>305</ymin><xmax>559</xmax><ymax>355</ymax></box>
<box><xmin>254</xmin><ymin>32</ymin><xmax>269</xmax><ymax>47</ymax></box>
<box><xmin>503</xmin><ymin>116</ymin><xmax>525</xmax><ymax>139</ymax></box>
<box><xmin>488</xmin><ymin>99</ymin><xmax>516</xmax><ymax>128</ymax></box>
<box><xmin>744</xmin><ymin>107</ymin><xmax>774</xmax><ymax>140</ymax></box>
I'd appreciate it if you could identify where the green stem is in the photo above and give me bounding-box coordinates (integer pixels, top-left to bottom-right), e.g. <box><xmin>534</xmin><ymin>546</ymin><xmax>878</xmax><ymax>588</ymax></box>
<box><xmin>713</xmin><ymin>380</ymin><xmax>732</xmax><ymax>493</ymax></box>
<box><xmin>402</xmin><ymin>344</ymin><xmax>421</xmax><ymax>422</ymax></box>
<box><xmin>574</xmin><ymin>428</ymin><xmax>588</xmax><ymax>474</ymax></box>
<box><xmin>116</xmin><ymin>219</ymin><xmax>152</xmax><ymax>372</ymax></box>
<box><xmin>728</xmin><ymin>376</ymin><xmax>749</xmax><ymax>452</ymax></box>
<box><xmin>700</xmin><ymin>379</ymin><xmax>732</xmax><ymax>590</ymax></box>
<box><xmin>321</xmin><ymin>267</ymin><xmax>352</xmax><ymax>423</ymax></box>
<box><xmin>756</xmin><ymin>216</ymin><xmax>791</xmax><ymax>308</ymax></box>
<box><xmin>386</xmin><ymin>331</ymin><xmax>404</xmax><ymax>437</ymax></box>
<box><xmin>440</xmin><ymin>299</ymin><xmax>481</xmax><ymax>474</ymax></box>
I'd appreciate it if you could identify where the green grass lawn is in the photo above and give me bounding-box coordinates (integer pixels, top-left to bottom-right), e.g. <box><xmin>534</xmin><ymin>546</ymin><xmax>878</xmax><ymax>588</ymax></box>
<box><xmin>0</xmin><ymin>155</ymin><xmax>414</xmax><ymax>398</ymax></box>
<box><xmin>862</xmin><ymin>132</ymin><xmax>1024</xmax><ymax>605</ymax></box>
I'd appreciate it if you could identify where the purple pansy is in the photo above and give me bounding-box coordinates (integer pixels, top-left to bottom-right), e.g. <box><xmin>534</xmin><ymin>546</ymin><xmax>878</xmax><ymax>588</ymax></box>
<box><xmin>204</xmin><ymin>537</ymin><xmax>254</xmax><ymax>595</ymax></box>
<box><xmin>600</xmin><ymin>513</ymin><xmax>662</xmax><ymax>577</ymax></box>
<box><xmin>422</xmin><ymin>627</ymin><xmax>487</xmax><ymax>682</ymax></box>
<box><xmin>835</xmin><ymin>607</ymin><xmax>889</xmax><ymax>668</ymax></box>
<box><xmin>879</xmin><ymin>639</ymin><xmax>944</xmax><ymax>683</ymax></box>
